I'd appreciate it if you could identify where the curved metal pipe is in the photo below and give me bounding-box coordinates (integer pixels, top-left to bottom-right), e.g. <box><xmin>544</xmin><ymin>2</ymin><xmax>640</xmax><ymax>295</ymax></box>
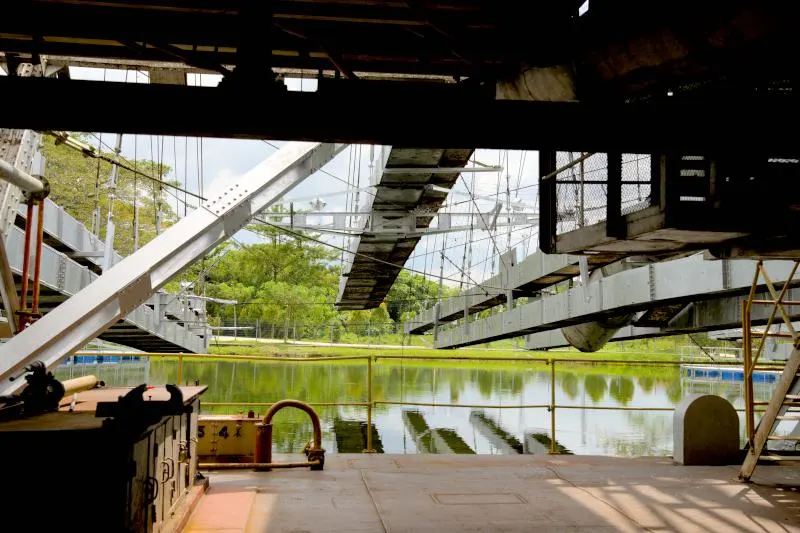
<box><xmin>0</xmin><ymin>159</ymin><xmax>45</xmax><ymax>194</ymax></box>
<box><xmin>262</xmin><ymin>399</ymin><xmax>323</xmax><ymax>445</ymax></box>
<box><xmin>256</xmin><ymin>399</ymin><xmax>325</xmax><ymax>471</ymax></box>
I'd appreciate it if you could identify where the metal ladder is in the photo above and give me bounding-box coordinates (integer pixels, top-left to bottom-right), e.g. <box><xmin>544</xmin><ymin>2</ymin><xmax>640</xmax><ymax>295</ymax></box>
<box><xmin>740</xmin><ymin>260</ymin><xmax>800</xmax><ymax>481</ymax></box>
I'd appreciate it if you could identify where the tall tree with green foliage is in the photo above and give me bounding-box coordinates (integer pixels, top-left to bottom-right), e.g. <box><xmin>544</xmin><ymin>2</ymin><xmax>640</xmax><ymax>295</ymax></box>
<box><xmin>385</xmin><ymin>270</ymin><xmax>457</xmax><ymax>322</ymax></box>
<box><xmin>202</xmin><ymin>213</ymin><xmax>342</xmax><ymax>333</ymax></box>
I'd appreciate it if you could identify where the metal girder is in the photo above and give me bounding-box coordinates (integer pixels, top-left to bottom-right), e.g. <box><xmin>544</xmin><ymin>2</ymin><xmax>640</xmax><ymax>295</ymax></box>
<box><xmin>265</xmin><ymin>210</ymin><xmax>536</xmax><ymax>236</ymax></box>
<box><xmin>0</xmin><ymin>76</ymin><xmax>797</xmax><ymax>153</ymax></box>
<box><xmin>381</xmin><ymin>166</ymin><xmax>503</xmax><ymax>174</ymax></box>
<box><xmin>432</xmin><ymin>254</ymin><xmax>800</xmax><ymax>348</ymax></box>
<box><xmin>0</xmin><ymin>141</ymin><xmax>346</xmax><ymax>395</ymax></box>
<box><xmin>525</xmin><ymin>288</ymin><xmax>800</xmax><ymax>349</ymax></box>
<box><xmin>1</xmin><ymin>225</ymin><xmax>208</xmax><ymax>352</ymax></box>
<box><xmin>405</xmin><ymin>249</ymin><xmax>623</xmax><ymax>334</ymax></box>
<box><xmin>0</xmin><ymin>128</ymin><xmax>38</xmax><ymax>336</ymax></box>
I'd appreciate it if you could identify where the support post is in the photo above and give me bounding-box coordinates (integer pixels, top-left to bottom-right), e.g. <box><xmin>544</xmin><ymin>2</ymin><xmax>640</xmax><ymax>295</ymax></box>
<box><xmin>549</xmin><ymin>358</ymin><xmax>557</xmax><ymax>454</ymax></box>
<box><xmin>539</xmin><ymin>148</ymin><xmax>557</xmax><ymax>253</ymax></box>
<box><xmin>19</xmin><ymin>201</ymin><xmax>34</xmax><ymax>317</ymax></box>
<box><xmin>606</xmin><ymin>152</ymin><xmax>624</xmax><ymax>238</ymax></box>
<box><xmin>365</xmin><ymin>356</ymin><xmax>375</xmax><ymax>453</ymax></box>
<box><xmin>578</xmin><ymin>154</ymin><xmax>585</xmax><ymax>227</ymax></box>
<box><xmin>177</xmin><ymin>353</ymin><xmax>184</xmax><ymax>385</ymax></box>
<box><xmin>284</xmin><ymin>304</ymin><xmax>289</xmax><ymax>343</ymax></box>
<box><xmin>0</xmin><ymin>239</ymin><xmax>20</xmax><ymax>335</ymax></box>
<box><xmin>31</xmin><ymin>200</ymin><xmax>44</xmax><ymax>314</ymax></box>
<box><xmin>742</xmin><ymin>299</ymin><xmax>754</xmax><ymax>447</ymax></box>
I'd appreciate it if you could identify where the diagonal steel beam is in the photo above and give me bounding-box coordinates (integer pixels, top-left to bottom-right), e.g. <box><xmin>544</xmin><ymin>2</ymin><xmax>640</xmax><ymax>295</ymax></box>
<box><xmin>0</xmin><ymin>141</ymin><xmax>346</xmax><ymax>395</ymax></box>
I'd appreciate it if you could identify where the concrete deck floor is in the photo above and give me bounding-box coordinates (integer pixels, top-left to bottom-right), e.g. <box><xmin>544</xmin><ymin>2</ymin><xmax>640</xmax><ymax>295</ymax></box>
<box><xmin>185</xmin><ymin>454</ymin><xmax>800</xmax><ymax>532</ymax></box>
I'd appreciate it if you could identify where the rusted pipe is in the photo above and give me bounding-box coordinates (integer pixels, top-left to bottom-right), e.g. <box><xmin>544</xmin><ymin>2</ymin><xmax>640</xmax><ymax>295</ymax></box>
<box><xmin>19</xmin><ymin>202</ymin><xmax>34</xmax><ymax>316</ymax></box>
<box><xmin>254</xmin><ymin>422</ymin><xmax>272</xmax><ymax>467</ymax></box>
<box><xmin>31</xmin><ymin>200</ymin><xmax>45</xmax><ymax>314</ymax></box>
<box><xmin>199</xmin><ymin>461</ymin><xmax>321</xmax><ymax>470</ymax></box>
<box><xmin>256</xmin><ymin>399</ymin><xmax>325</xmax><ymax>471</ymax></box>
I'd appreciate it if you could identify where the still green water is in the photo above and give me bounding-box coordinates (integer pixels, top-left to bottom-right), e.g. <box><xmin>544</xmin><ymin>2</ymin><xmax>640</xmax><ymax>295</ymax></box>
<box><xmin>55</xmin><ymin>358</ymin><xmax>776</xmax><ymax>457</ymax></box>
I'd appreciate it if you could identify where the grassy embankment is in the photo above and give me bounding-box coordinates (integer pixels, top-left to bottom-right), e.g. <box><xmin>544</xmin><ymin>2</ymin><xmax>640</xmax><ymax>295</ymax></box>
<box><xmin>202</xmin><ymin>339</ymin><xmax>693</xmax><ymax>367</ymax></box>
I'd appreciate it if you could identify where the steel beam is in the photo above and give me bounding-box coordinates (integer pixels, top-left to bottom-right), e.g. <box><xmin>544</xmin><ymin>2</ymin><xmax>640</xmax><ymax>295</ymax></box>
<box><xmin>525</xmin><ymin>288</ymin><xmax>800</xmax><ymax>349</ymax></box>
<box><xmin>1</xmin><ymin>226</ymin><xmax>207</xmax><ymax>352</ymax></box>
<box><xmin>0</xmin><ymin>77</ymin><xmax>797</xmax><ymax>154</ymax></box>
<box><xmin>0</xmin><ymin>141</ymin><xmax>346</xmax><ymax>395</ymax></box>
<box><xmin>381</xmin><ymin>167</ymin><xmax>503</xmax><ymax>174</ymax></box>
<box><xmin>434</xmin><ymin>254</ymin><xmax>800</xmax><ymax>348</ymax></box>
<box><xmin>404</xmin><ymin>250</ymin><xmax>623</xmax><ymax>334</ymax></box>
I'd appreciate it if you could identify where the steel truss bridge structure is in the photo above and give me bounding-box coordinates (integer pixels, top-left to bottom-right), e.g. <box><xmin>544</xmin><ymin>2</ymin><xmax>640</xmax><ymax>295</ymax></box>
<box><xmin>0</xmin><ymin>0</ymin><xmax>798</xmax><ymax>483</ymax></box>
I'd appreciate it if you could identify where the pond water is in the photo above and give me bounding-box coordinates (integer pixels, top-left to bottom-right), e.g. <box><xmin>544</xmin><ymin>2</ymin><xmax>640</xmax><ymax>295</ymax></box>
<box><xmin>55</xmin><ymin>358</ymin><xmax>778</xmax><ymax>457</ymax></box>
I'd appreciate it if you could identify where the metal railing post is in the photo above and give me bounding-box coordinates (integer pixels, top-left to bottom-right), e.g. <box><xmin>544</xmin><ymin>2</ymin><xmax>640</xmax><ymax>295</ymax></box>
<box><xmin>365</xmin><ymin>356</ymin><xmax>375</xmax><ymax>453</ymax></box>
<box><xmin>177</xmin><ymin>353</ymin><xmax>184</xmax><ymax>385</ymax></box>
<box><xmin>549</xmin><ymin>358</ymin><xmax>557</xmax><ymax>454</ymax></box>
<box><xmin>742</xmin><ymin>299</ymin><xmax>754</xmax><ymax>447</ymax></box>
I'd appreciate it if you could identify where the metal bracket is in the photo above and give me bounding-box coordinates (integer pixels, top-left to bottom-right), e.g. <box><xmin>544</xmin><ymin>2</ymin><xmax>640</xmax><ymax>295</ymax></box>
<box><xmin>222</xmin><ymin>201</ymin><xmax>253</xmax><ymax>237</ymax></box>
<box><xmin>119</xmin><ymin>275</ymin><xmax>153</xmax><ymax>316</ymax></box>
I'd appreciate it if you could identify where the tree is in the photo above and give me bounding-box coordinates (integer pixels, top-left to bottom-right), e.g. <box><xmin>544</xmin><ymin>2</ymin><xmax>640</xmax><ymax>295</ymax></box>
<box><xmin>201</xmin><ymin>218</ymin><xmax>341</xmax><ymax>332</ymax></box>
<box><xmin>41</xmin><ymin>134</ymin><xmax>179</xmax><ymax>256</ymax></box>
<box><xmin>385</xmin><ymin>270</ymin><xmax>457</xmax><ymax>322</ymax></box>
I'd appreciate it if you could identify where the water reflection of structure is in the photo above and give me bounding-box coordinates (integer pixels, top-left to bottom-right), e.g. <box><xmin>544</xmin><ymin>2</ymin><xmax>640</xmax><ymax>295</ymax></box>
<box><xmin>469</xmin><ymin>411</ymin><xmax>523</xmax><ymax>454</ymax></box>
<box><xmin>402</xmin><ymin>410</ymin><xmax>475</xmax><ymax>454</ymax></box>
<box><xmin>524</xmin><ymin>431</ymin><xmax>573</xmax><ymax>455</ymax></box>
<box><xmin>332</xmin><ymin>418</ymin><xmax>384</xmax><ymax>453</ymax></box>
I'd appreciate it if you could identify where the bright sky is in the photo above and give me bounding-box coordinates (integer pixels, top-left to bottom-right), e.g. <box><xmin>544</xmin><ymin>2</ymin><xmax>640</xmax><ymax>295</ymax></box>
<box><xmin>39</xmin><ymin>66</ymin><xmax>543</xmax><ymax>288</ymax></box>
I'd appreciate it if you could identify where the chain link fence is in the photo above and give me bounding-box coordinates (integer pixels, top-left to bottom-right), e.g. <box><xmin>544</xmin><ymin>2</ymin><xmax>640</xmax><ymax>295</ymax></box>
<box><xmin>620</xmin><ymin>154</ymin><xmax>653</xmax><ymax>215</ymax></box>
<box><xmin>555</xmin><ymin>152</ymin><xmax>653</xmax><ymax>235</ymax></box>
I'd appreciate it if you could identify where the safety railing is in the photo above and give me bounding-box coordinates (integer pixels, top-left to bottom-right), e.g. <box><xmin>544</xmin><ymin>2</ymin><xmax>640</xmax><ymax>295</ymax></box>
<box><xmin>73</xmin><ymin>350</ymin><xmax>784</xmax><ymax>455</ymax></box>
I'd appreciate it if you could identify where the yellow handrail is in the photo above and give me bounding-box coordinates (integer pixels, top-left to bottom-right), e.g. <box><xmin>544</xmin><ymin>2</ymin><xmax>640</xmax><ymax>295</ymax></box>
<box><xmin>73</xmin><ymin>349</ymin><xmax>778</xmax><ymax>455</ymax></box>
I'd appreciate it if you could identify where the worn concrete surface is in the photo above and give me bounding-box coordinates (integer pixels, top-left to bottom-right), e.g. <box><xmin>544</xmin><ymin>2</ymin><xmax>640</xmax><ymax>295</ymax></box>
<box><xmin>184</xmin><ymin>454</ymin><xmax>800</xmax><ymax>532</ymax></box>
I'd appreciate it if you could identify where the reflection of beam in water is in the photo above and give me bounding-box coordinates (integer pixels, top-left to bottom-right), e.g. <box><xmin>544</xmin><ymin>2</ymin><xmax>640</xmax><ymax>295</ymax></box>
<box><xmin>402</xmin><ymin>410</ymin><xmax>475</xmax><ymax>454</ymax></box>
<box><xmin>333</xmin><ymin>418</ymin><xmax>384</xmax><ymax>453</ymax></box>
<box><xmin>469</xmin><ymin>411</ymin><xmax>522</xmax><ymax>454</ymax></box>
<box><xmin>403</xmin><ymin>410</ymin><xmax>433</xmax><ymax>453</ymax></box>
<box><xmin>431</xmin><ymin>429</ymin><xmax>475</xmax><ymax>454</ymax></box>
<box><xmin>524</xmin><ymin>431</ymin><xmax>573</xmax><ymax>455</ymax></box>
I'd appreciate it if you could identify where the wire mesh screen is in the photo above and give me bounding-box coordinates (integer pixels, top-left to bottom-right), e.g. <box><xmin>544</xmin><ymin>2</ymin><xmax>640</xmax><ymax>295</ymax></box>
<box><xmin>555</xmin><ymin>152</ymin><xmax>607</xmax><ymax>233</ymax></box>
<box><xmin>555</xmin><ymin>153</ymin><xmax>653</xmax><ymax>234</ymax></box>
<box><xmin>620</xmin><ymin>154</ymin><xmax>653</xmax><ymax>216</ymax></box>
